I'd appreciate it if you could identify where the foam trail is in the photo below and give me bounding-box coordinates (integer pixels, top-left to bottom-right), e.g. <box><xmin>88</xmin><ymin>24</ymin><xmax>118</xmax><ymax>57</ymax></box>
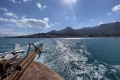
<box><xmin>34</xmin><ymin>38</ymin><xmax>120</xmax><ymax>80</ymax></box>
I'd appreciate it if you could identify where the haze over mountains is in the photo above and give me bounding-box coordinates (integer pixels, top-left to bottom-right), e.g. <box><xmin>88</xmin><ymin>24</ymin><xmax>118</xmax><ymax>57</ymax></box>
<box><xmin>6</xmin><ymin>21</ymin><xmax>120</xmax><ymax>38</ymax></box>
<box><xmin>48</xmin><ymin>22</ymin><xmax>120</xmax><ymax>36</ymax></box>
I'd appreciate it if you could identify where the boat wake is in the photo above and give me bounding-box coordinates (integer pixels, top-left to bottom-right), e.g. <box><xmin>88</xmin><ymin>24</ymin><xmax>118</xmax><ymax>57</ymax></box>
<box><xmin>34</xmin><ymin>38</ymin><xmax>120</xmax><ymax>80</ymax></box>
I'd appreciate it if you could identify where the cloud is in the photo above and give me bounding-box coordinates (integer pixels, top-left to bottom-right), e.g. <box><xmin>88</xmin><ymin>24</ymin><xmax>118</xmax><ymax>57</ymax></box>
<box><xmin>36</xmin><ymin>3</ymin><xmax>47</xmax><ymax>10</ymax></box>
<box><xmin>0</xmin><ymin>27</ymin><xmax>26</xmax><ymax>37</ymax></box>
<box><xmin>4</xmin><ymin>12</ymin><xmax>18</xmax><ymax>18</ymax></box>
<box><xmin>113</xmin><ymin>21</ymin><xmax>117</xmax><ymax>23</ymax></box>
<box><xmin>106</xmin><ymin>13</ymin><xmax>111</xmax><ymax>16</ymax></box>
<box><xmin>36</xmin><ymin>3</ymin><xmax>42</xmax><ymax>9</ymax></box>
<box><xmin>44</xmin><ymin>18</ymin><xmax>49</xmax><ymax>22</ymax></box>
<box><xmin>99</xmin><ymin>22</ymin><xmax>104</xmax><ymax>25</ymax></box>
<box><xmin>23</xmin><ymin>0</ymin><xmax>30</xmax><ymax>2</ymax></box>
<box><xmin>50</xmin><ymin>23</ymin><xmax>54</xmax><ymax>27</ymax></box>
<box><xmin>50</xmin><ymin>23</ymin><xmax>61</xmax><ymax>27</ymax></box>
<box><xmin>0</xmin><ymin>8</ymin><xmax>18</xmax><ymax>18</ymax></box>
<box><xmin>112</xmin><ymin>4</ymin><xmax>120</xmax><ymax>12</ymax></box>
<box><xmin>18</xmin><ymin>1</ymin><xmax>21</xmax><ymax>4</ymax></box>
<box><xmin>0</xmin><ymin>17</ymin><xmax>9</xmax><ymax>21</ymax></box>
<box><xmin>43</xmin><ymin>5</ymin><xmax>47</xmax><ymax>9</ymax></box>
<box><xmin>73</xmin><ymin>0</ymin><xmax>76</xmax><ymax>2</ymax></box>
<box><xmin>0</xmin><ymin>7</ymin><xmax>8</xmax><ymax>12</ymax></box>
<box><xmin>10</xmin><ymin>0</ymin><xmax>21</xmax><ymax>3</ymax></box>
<box><xmin>90</xmin><ymin>19</ymin><xmax>94</xmax><ymax>21</ymax></box>
<box><xmin>4</xmin><ymin>24</ymin><xmax>15</xmax><ymax>27</ymax></box>
<box><xmin>0</xmin><ymin>17</ymin><xmax>49</xmax><ymax>28</ymax></box>
<box><xmin>10</xmin><ymin>0</ymin><xmax>16</xmax><ymax>3</ymax></box>
<box><xmin>21</xmin><ymin>15</ymin><xmax>26</xmax><ymax>18</ymax></box>
<box><xmin>54</xmin><ymin>23</ymin><xmax>61</xmax><ymax>25</ymax></box>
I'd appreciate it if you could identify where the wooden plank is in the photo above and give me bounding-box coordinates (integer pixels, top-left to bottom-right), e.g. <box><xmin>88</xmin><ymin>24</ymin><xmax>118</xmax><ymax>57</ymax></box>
<box><xmin>19</xmin><ymin>61</ymin><xmax>63</xmax><ymax>80</ymax></box>
<box><xmin>4</xmin><ymin>50</ymin><xmax>63</xmax><ymax>80</ymax></box>
<box><xmin>5</xmin><ymin>51</ymin><xmax>37</xmax><ymax>80</ymax></box>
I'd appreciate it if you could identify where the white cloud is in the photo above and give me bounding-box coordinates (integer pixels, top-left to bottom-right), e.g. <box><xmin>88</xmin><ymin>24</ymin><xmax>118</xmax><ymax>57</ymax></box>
<box><xmin>21</xmin><ymin>15</ymin><xmax>26</xmax><ymax>18</ymax></box>
<box><xmin>50</xmin><ymin>23</ymin><xmax>54</xmax><ymax>27</ymax></box>
<box><xmin>10</xmin><ymin>0</ymin><xmax>16</xmax><ymax>3</ymax></box>
<box><xmin>0</xmin><ymin>17</ymin><xmax>9</xmax><ymax>21</ymax></box>
<box><xmin>18</xmin><ymin>1</ymin><xmax>21</xmax><ymax>4</ymax></box>
<box><xmin>4</xmin><ymin>24</ymin><xmax>15</xmax><ymax>27</ymax></box>
<box><xmin>44</xmin><ymin>18</ymin><xmax>49</xmax><ymax>22</ymax></box>
<box><xmin>0</xmin><ymin>8</ymin><xmax>18</xmax><ymax>18</ymax></box>
<box><xmin>99</xmin><ymin>22</ymin><xmax>104</xmax><ymax>25</ymax></box>
<box><xmin>90</xmin><ymin>19</ymin><xmax>94</xmax><ymax>21</ymax></box>
<box><xmin>12</xmin><ymin>18</ymin><xmax>49</xmax><ymax>28</ymax></box>
<box><xmin>0</xmin><ymin>8</ymin><xmax>8</xmax><ymax>12</ymax></box>
<box><xmin>50</xmin><ymin>22</ymin><xmax>61</xmax><ymax>27</ymax></box>
<box><xmin>0</xmin><ymin>27</ymin><xmax>26</xmax><ymax>37</ymax></box>
<box><xmin>36</xmin><ymin>3</ymin><xmax>42</xmax><ymax>9</ymax></box>
<box><xmin>112</xmin><ymin>4</ymin><xmax>120</xmax><ymax>12</ymax></box>
<box><xmin>23</xmin><ymin>0</ymin><xmax>30</xmax><ymax>2</ymax></box>
<box><xmin>43</xmin><ymin>5</ymin><xmax>47</xmax><ymax>9</ymax></box>
<box><xmin>113</xmin><ymin>21</ymin><xmax>117</xmax><ymax>23</ymax></box>
<box><xmin>10</xmin><ymin>0</ymin><xmax>21</xmax><ymax>3</ymax></box>
<box><xmin>0</xmin><ymin>17</ymin><xmax>49</xmax><ymax>28</ymax></box>
<box><xmin>73</xmin><ymin>0</ymin><xmax>76</xmax><ymax>2</ymax></box>
<box><xmin>54</xmin><ymin>23</ymin><xmax>61</xmax><ymax>25</ymax></box>
<box><xmin>106</xmin><ymin>13</ymin><xmax>111</xmax><ymax>16</ymax></box>
<box><xmin>4</xmin><ymin>12</ymin><xmax>18</xmax><ymax>18</ymax></box>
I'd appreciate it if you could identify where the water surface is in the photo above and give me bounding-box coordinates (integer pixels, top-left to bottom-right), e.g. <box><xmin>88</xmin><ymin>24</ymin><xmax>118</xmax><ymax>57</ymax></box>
<box><xmin>0</xmin><ymin>38</ymin><xmax>120</xmax><ymax>80</ymax></box>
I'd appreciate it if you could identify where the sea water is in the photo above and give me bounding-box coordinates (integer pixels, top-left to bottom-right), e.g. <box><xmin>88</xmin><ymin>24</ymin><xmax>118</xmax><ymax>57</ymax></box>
<box><xmin>0</xmin><ymin>38</ymin><xmax>120</xmax><ymax>80</ymax></box>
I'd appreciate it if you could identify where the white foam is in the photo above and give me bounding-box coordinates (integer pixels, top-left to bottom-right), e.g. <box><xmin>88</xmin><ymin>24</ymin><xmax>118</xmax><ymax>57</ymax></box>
<box><xmin>34</xmin><ymin>38</ymin><xmax>118</xmax><ymax>80</ymax></box>
<box><xmin>77</xmin><ymin>77</ymin><xmax>83</xmax><ymax>80</ymax></box>
<box><xmin>55</xmin><ymin>39</ymin><xmax>109</xmax><ymax>79</ymax></box>
<box><xmin>113</xmin><ymin>65</ymin><xmax>120</xmax><ymax>69</ymax></box>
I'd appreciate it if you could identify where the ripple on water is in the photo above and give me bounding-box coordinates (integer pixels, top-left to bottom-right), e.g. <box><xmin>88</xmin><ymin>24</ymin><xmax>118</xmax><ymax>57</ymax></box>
<box><xmin>33</xmin><ymin>38</ymin><xmax>120</xmax><ymax>80</ymax></box>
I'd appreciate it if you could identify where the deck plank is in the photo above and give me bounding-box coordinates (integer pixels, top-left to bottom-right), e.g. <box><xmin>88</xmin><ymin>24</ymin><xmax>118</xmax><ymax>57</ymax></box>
<box><xmin>19</xmin><ymin>61</ymin><xmax>63</xmax><ymax>80</ymax></box>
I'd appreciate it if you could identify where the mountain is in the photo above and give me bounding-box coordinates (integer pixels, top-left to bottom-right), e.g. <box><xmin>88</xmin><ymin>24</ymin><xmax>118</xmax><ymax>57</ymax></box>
<box><xmin>48</xmin><ymin>22</ymin><xmax>120</xmax><ymax>36</ymax></box>
<box><xmin>7</xmin><ymin>22</ymin><xmax>120</xmax><ymax>38</ymax></box>
<box><xmin>48</xmin><ymin>30</ymin><xmax>58</xmax><ymax>34</ymax></box>
<box><xmin>48</xmin><ymin>26</ymin><xmax>79</xmax><ymax>36</ymax></box>
<box><xmin>58</xmin><ymin>26</ymin><xmax>79</xmax><ymax>36</ymax></box>
<box><xmin>77</xmin><ymin>22</ymin><xmax>120</xmax><ymax>35</ymax></box>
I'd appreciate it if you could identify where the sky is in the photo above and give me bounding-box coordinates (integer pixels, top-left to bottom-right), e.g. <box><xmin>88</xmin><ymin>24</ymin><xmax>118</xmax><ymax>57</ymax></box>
<box><xmin>0</xmin><ymin>0</ymin><xmax>120</xmax><ymax>37</ymax></box>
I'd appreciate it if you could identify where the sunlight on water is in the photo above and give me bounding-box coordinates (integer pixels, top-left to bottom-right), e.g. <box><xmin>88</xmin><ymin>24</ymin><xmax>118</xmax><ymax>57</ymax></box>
<box><xmin>34</xmin><ymin>38</ymin><xmax>120</xmax><ymax>80</ymax></box>
<box><xmin>0</xmin><ymin>38</ymin><xmax>120</xmax><ymax>80</ymax></box>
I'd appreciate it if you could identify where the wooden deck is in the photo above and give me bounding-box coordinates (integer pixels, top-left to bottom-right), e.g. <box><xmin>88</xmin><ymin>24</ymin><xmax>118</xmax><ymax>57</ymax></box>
<box><xmin>1</xmin><ymin>49</ymin><xmax>63</xmax><ymax>80</ymax></box>
<box><xmin>19</xmin><ymin>61</ymin><xmax>63</xmax><ymax>80</ymax></box>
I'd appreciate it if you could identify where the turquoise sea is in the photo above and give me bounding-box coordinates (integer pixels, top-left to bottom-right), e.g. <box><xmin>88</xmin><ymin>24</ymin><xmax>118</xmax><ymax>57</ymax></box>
<box><xmin>0</xmin><ymin>38</ymin><xmax>120</xmax><ymax>80</ymax></box>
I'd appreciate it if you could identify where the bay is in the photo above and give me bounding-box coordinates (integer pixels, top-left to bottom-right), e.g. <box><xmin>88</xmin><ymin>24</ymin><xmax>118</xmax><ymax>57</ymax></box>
<box><xmin>0</xmin><ymin>38</ymin><xmax>120</xmax><ymax>80</ymax></box>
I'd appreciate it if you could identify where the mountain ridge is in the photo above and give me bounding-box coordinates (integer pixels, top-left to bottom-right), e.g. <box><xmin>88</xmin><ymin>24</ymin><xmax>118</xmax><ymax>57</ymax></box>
<box><xmin>48</xmin><ymin>22</ymin><xmax>120</xmax><ymax>35</ymax></box>
<box><xmin>6</xmin><ymin>21</ymin><xmax>120</xmax><ymax>38</ymax></box>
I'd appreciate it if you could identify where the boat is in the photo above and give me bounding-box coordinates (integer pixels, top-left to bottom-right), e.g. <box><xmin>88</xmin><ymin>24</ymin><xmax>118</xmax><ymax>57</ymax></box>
<box><xmin>0</xmin><ymin>43</ymin><xmax>63</xmax><ymax>80</ymax></box>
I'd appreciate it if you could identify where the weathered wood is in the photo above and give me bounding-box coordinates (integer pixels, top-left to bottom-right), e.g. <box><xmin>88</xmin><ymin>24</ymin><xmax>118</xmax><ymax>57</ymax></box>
<box><xmin>5</xmin><ymin>51</ymin><xmax>37</xmax><ymax>80</ymax></box>
<box><xmin>19</xmin><ymin>61</ymin><xmax>63</xmax><ymax>80</ymax></box>
<box><xmin>4</xmin><ymin>49</ymin><xmax>63</xmax><ymax>80</ymax></box>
